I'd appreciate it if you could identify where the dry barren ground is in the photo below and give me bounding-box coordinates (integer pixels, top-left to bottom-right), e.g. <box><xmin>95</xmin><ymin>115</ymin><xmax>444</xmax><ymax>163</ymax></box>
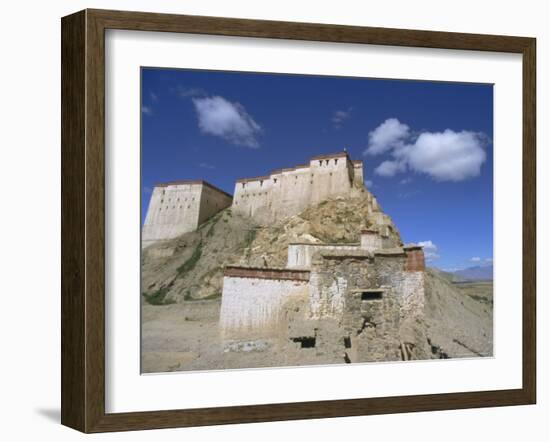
<box><xmin>141</xmin><ymin>274</ymin><xmax>493</xmax><ymax>373</ymax></box>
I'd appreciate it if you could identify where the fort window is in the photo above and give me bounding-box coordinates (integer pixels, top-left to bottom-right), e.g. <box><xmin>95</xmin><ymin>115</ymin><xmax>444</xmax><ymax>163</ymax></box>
<box><xmin>335</xmin><ymin>159</ymin><xmax>338</xmax><ymax>165</ymax></box>
<box><xmin>325</xmin><ymin>160</ymin><xmax>329</xmax><ymax>165</ymax></box>
<box><xmin>260</xmin><ymin>180</ymin><xmax>263</xmax><ymax>186</ymax></box>
<box><xmin>242</xmin><ymin>183</ymin><xmax>246</xmax><ymax>188</ymax></box>
<box><xmin>274</xmin><ymin>178</ymin><xmax>277</xmax><ymax>183</ymax></box>
<box><xmin>292</xmin><ymin>337</ymin><xmax>316</xmax><ymax>348</ymax></box>
<box><xmin>361</xmin><ymin>291</ymin><xmax>384</xmax><ymax>301</ymax></box>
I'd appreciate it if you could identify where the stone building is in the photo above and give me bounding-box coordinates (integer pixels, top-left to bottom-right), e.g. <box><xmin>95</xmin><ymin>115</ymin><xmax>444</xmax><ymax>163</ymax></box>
<box><xmin>232</xmin><ymin>152</ymin><xmax>366</xmax><ymax>224</ymax></box>
<box><xmin>142</xmin><ymin>180</ymin><xmax>232</xmax><ymax>247</ymax></box>
<box><xmin>142</xmin><ymin>151</ymin><xmax>381</xmax><ymax>248</ymax></box>
<box><xmin>219</xmin><ymin>228</ymin><xmax>426</xmax><ymax>364</ymax></box>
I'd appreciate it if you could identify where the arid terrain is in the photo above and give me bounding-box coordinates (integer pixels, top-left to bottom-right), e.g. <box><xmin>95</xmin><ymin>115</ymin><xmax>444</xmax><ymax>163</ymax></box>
<box><xmin>141</xmin><ymin>273</ymin><xmax>493</xmax><ymax>372</ymax></box>
<box><xmin>141</xmin><ymin>195</ymin><xmax>493</xmax><ymax>373</ymax></box>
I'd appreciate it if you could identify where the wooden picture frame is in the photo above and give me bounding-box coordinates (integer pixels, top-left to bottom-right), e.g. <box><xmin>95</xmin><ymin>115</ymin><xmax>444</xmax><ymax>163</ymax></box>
<box><xmin>61</xmin><ymin>8</ymin><xmax>536</xmax><ymax>433</ymax></box>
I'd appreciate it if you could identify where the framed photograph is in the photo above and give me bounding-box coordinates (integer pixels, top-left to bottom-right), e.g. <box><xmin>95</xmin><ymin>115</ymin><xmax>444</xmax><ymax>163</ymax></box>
<box><xmin>61</xmin><ymin>9</ymin><xmax>536</xmax><ymax>433</ymax></box>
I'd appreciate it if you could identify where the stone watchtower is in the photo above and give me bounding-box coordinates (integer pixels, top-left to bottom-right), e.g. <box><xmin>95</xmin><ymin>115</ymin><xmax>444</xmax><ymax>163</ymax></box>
<box><xmin>142</xmin><ymin>180</ymin><xmax>232</xmax><ymax>247</ymax></box>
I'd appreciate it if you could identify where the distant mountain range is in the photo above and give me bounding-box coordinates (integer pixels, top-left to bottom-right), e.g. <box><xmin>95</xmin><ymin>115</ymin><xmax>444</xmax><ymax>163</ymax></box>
<box><xmin>451</xmin><ymin>265</ymin><xmax>493</xmax><ymax>281</ymax></box>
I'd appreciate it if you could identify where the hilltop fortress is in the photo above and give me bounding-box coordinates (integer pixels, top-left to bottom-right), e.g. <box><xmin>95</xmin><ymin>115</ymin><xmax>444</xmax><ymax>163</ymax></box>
<box><xmin>142</xmin><ymin>151</ymin><xmax>430</xmax><ymax>364</ymax></box>
<box><xmin>232</xmin><ymin>152</ymin><xmax>366</xmax><ymax>224</ymax></box>
<box><xmin>140</xmin><ymin>150</ymin><xmax>495</xmax><ymax>372</ymax></box>
<box><xmin>142</xmin><ymin>151</ymin><xmax>385</xmax><ymax>247</ymax></box>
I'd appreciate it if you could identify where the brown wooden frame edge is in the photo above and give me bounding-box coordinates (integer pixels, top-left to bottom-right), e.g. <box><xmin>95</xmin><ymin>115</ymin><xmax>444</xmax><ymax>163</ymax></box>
<box><xmin>61</xmin><ymin>8</ymin><xmax>536</xmax><ymax>433</ymax></box>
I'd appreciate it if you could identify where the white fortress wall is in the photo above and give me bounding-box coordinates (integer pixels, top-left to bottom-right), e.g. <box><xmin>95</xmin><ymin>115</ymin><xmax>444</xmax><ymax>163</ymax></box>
<box><xmin>307</xmin><ymin>154</ymin><xmax>353</xmax><ymax>206</ymax></box>
<box><xmin>142</xmin><ymin>180</ymin><xmax>232</xmax><ymax>246</ymax></box>
<box><xmin>142</xmin><ymin>182</ymin><xmax>202</xmax><ymax>246</ymax></box>
<box><xmin>219</xmin><ymin>267</ymin><xmax>310</xmax><ymax>334</ymax></box>
<box><xmin>232</xmin><ymin>152</ymin><xmax>362</xmax><ymax>224</ymax></box>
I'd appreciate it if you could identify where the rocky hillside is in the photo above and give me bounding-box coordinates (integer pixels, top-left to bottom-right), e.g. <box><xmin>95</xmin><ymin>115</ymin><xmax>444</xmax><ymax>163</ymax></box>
<box><xmin>142</xmin><ymin>192</ymin><xmax>400</xmax><ymax>304</ymax></box>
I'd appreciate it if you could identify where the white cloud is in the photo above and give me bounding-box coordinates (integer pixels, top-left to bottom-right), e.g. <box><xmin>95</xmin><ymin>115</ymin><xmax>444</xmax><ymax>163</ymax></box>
<box><xmin>399</xmin><ymin>177</ymin><xmax>413</xmax><ymax>185</ymax></box>
<box><xmin>406</xmin><ymin>130</ymin><xmax>487</xmax><ymax>181</ymax></box>
<box><xmin>364</xmin><ymin>179</ymin><xmax>373</xmax><ymax>188</ymax></box>
<box><xmin>332</xmin><ymin>107</ymin><xmax>353</xmax><ymax>128</ymax></box>
<box><xmin>150</xmin><ymin>92</ymin><xmax>159</xmax><ymax>102</ymax></box>
<box><xmin>485</xmin><ymin>258</ymin><xmax>493</xmax><ymax>263</ymax></box>
<box><xmin>416</xmin><ymin>240</ymin><xmax>440</xmax><ymax>261</ymax></box>
<box><xmin>192</xmin><ymin>96</ymin><xmax>262</xmax><ymax>148</ymax></box>
<box><xmin>374</xmin><ymin>160</ymin><xmax>406</xmax><ymax>177</ymax></box>
<box><xmin>366</xmin><ymin>118</ymin><xmax>488</xmax><ymax>182</ymax></box>
<box><xmin>365</xmin><ymin>118</ymin><xmax>410</xmax><ymax>155</ymax></box>
<box><xmin>141</xmin><ymin>105</ymin><xmax>152</xmax><ymax>116</ymax></box>
<box><xmin>470</xmin><ymin>256</ymin><xmax>481</xmax><ymax>262</ymax></box>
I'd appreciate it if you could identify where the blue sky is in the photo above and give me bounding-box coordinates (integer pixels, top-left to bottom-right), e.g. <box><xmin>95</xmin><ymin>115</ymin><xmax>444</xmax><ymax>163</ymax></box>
<box><xmin>141</xmin><ymin>67</ymin><xmax>493</xmax><ymax>271</ymax></box>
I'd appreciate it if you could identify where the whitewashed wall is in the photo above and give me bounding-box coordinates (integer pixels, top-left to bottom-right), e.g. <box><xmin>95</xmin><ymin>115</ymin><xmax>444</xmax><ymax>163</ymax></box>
<box><xmin>219</xmin><ymin>276</ymin><xmax>308</xmax><ymax>333</ymax></box>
